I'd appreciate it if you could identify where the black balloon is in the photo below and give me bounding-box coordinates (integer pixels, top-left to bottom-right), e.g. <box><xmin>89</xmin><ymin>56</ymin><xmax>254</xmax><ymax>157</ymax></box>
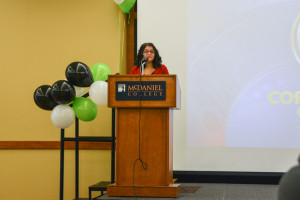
<box><xmin>50</xmin><ymin>80</ymin><xmax>76</xmax><ymax>104</ymax></box>
<box><xmin>65</xmin><ymin>62</ymin><xmax>93</xmax><ymax>87</ymax></box>
<box><xmin>34</xmin><ymin>85</ymin><xmax>58</xmax><ymax>110</ymax></box>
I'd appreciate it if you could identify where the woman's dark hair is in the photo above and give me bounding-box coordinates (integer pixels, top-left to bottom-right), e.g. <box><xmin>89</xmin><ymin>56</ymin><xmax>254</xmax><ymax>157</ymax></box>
<box><xmin>135</xmin><ymin>43</ymin><xmax>162</xmax><ymax>68</ymax></box>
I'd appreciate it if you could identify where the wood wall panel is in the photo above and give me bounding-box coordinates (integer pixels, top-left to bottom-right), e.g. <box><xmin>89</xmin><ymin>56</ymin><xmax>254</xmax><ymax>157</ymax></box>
<box><xmin>126</xmin><ymin>4</ymin><xmax>137</xmax><ymax>74</ymax></box>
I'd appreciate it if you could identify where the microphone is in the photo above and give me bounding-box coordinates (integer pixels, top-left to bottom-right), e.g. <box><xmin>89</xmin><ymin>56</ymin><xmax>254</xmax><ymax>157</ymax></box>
<box><xmin>141</xmin><ymin>57</ymin><xmax>148</xmax><ymax>63</ymax></box>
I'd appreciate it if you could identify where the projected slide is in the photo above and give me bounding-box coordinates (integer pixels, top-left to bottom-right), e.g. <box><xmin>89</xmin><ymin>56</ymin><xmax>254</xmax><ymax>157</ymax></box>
<box><xmin>187</xmin><ymin>0</ymin><xmax>300</xmax><ymax>148</ymax></box>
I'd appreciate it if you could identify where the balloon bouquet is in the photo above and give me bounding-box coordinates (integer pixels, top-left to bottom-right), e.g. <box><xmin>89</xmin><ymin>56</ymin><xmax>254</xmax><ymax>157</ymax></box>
<box><xmin>33</xmin><ymin>62</ymin><xmax>111</xmax><ymax>129</ymax></box>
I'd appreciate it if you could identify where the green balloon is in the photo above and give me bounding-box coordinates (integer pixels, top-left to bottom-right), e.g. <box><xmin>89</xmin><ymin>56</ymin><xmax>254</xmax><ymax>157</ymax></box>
<box><xmin>90</xmin><ymin>63</ymin><xmax>111</xmax><ymax>82</ymax></box>
<box><xmin>72</xmin><ymin>97</ymin><xmax>97</xmax><ymax>122</ymax></box>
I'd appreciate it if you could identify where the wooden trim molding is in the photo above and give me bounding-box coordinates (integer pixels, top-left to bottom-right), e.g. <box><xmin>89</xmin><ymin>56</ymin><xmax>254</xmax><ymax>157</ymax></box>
<box><xmin>0</xmin><ymin>141</ymin><xmax>112</xmax><ymax>150</ymax></box>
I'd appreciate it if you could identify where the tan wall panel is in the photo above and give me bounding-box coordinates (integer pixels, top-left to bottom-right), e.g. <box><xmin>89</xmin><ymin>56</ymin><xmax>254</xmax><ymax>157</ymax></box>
<box><xmin>0</xmin><ymin>0</ymin><xmax>123</xmax><ymax>199</ymax></box>
<box><xmin>0</xmin><ymin>0</ymin><xmax>121</xmax><ymax>140</ymax></box>
<box><xmin>0</xmin><ymin>150</ymin><xmax>111</xmax><ymax>200</ymax></box>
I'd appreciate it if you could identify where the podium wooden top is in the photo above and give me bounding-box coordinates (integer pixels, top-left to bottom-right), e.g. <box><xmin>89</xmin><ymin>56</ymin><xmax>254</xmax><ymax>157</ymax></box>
<box><xmin>108</xmin><ymin>75</ymin><xmax>181</xmax><ymax>109</ymax></box>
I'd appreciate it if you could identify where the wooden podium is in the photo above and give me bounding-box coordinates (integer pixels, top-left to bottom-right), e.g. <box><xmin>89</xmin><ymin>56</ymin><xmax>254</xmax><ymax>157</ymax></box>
<box><xmin>107</xmin><ymin>75</ymin><xmax>181</xmax><ymax>197</ymax></box>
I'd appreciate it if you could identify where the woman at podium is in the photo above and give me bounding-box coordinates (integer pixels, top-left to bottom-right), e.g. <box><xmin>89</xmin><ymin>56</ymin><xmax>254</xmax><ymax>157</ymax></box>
<box><xmin>130</xmin><ymin>43</ymin><xmax>169</xmax><ymax>75</ymax></box>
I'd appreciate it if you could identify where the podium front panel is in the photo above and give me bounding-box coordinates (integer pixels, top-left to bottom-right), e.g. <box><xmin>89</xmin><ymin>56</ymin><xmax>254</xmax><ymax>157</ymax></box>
<box><xmin>116</xmin><ymin>108</ymin><xmax>171</xmax><ymax>186</ymax></box>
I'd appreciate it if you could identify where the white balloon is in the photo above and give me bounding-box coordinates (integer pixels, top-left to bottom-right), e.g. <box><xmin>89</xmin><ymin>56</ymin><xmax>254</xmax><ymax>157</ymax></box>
<box><xmin>89</xmin><ymin>81</ymin><xmax>108</xmax><ymax>105</ymax></box>
<box><xmin>114</xmin><ymin>0</ymin><xmax>124</xmax><ymax>5</ymax></box>
<box><xmin>65</xmin><ymin>78</ymin><xmax>85</xmax><ymax>97</ymax></box>
<box><xmin>51</xmin><ymin>105</ymin><xmax>75</xmax><ymax>128</ymax></box>
<box><xmin>74</xmin><ymin>86</ymin><xmax>85</xmax><ymax>97</ymax></box>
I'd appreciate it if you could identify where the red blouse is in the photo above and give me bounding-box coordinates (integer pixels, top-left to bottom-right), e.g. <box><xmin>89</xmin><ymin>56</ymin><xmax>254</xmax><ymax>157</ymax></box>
<box><xmin>130</xmin><ymin>64</ymin><xmax>169</xmax><ymax>75</ymax></box>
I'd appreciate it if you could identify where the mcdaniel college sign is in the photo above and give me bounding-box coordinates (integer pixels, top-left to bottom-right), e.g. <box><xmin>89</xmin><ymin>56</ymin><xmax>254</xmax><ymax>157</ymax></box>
<box><xmin>116</xmin><ymin>81</ymin><xmax>166</xmax><ymax>101</ymax></box>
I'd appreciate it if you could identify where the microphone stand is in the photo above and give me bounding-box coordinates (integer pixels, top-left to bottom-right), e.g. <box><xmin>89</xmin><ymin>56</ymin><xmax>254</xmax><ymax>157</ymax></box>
<box><xmin>133</xmin><ymin>58</ymin><xmax>148</xmax><ymax>198</ymax></box>
<box><xmin>140</xmin><ymin>61</ymin><xmax>146</xmax><ymax>75</ymax></box>
<box><xmin>140</xmin><ymin>58</ymin><xmax>148</xmax><ymax>75</ymax></box>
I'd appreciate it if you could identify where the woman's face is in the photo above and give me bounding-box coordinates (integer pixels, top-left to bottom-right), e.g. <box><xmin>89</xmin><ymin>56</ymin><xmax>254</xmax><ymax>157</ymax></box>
<box><xmin>142</xmin><ymin>46</ymin><xmax>155</xmax><ymax>62</ymax></box>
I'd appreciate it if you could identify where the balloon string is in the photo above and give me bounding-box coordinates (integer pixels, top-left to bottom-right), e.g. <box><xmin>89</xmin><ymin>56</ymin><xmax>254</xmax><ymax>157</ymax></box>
<box><xmin>68</xmin><ymin>92</ymin><xmax>89</xmax><ymax>107</ymax></box>
<box><xmin>82</xmin><ymin>92</ymin><xmax>89</xmax><ymax>98</ymax></box>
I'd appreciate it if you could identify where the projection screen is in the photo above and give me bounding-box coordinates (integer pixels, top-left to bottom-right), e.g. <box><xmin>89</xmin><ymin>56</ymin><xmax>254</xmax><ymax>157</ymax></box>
<box><xmin>138</xmin><ymin>0</ymin><xmax>300</xmax><ymax>172</ymax></box>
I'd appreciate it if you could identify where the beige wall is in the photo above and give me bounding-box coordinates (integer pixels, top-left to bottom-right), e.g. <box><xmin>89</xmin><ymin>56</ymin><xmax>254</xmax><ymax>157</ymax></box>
<box><xmin>0</xmin><ymin>0</ymin><xmax>124</xmax><ymax>199</ymax></box>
